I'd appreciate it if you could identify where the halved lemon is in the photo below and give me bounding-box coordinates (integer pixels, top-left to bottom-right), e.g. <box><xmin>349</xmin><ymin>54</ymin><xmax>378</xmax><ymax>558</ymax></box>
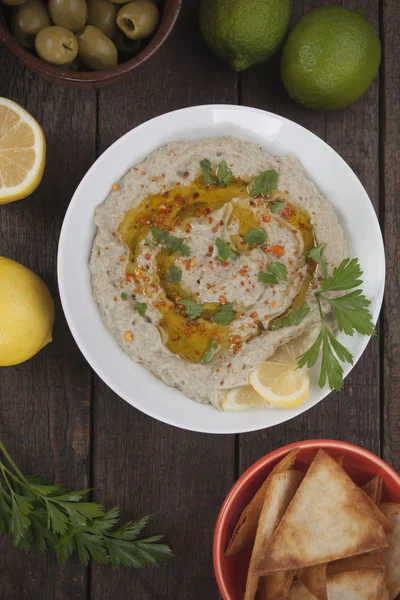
<box><xmin>0</xmin><ymin>98</ymin><xmax>46</xmax><ymax>204</ymax></box>
<box><xmin>249</xmin><ymin>361</ymin><xmax>310</xmax><ymax>408</ymax></box>
<box><xmin>221</xmin><ymin>386</ymin><xmax>269</xmax><ymax>411</ymax></box>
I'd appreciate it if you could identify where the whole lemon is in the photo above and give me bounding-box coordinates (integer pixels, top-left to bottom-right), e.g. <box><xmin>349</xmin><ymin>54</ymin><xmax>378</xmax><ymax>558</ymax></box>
<box><xmin>281</xmin><ymin>6</ymin><xmax>381</xmax><ymax>111</ymax></box>
<box><xmin>0</xmin><ymin>257</ymin><xmax>55</xmax><ymax>366</ymax></box>
<box><xmin>199</xmin><ymin>0</ymin><xmax>291</xmax><ymax>72</ymax></box>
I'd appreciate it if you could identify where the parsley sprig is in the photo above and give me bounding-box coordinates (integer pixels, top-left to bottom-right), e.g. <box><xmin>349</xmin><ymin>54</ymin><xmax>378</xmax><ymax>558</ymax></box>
<box><xmin>200</xmin><ymin>159</ymin><xmax>234</xmax><ymax>187</ymax></box>
<box><xmin>0</xmin><ymin>441</ymin><xmax>172</xmax><ymax>569</ymax></box>
<box><xmin>297</xmin><ymin>257</ymin><xmax>375</xmax><ymax>391</ymax></box>
<box><xmin>150</xmin><ymin>226</ymin><xmax>190</xmax><ymax>257</ymax></box>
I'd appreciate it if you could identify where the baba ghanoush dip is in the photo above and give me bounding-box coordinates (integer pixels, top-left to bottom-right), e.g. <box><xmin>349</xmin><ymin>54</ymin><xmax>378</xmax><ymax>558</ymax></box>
<box><xmin>90</xmin><ymin>136</ymin><xmax>348</xmax><ymax>410</ymax></box>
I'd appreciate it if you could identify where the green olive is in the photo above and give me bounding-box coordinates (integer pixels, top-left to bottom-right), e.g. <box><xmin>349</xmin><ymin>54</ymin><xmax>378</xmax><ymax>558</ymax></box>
<box><xmin>11</xmin><ymin>0</ymin><xmax>51</xmax><ymax>48</ymax></box>
<box><xmin>87</xmin><ymin>0</ymin><xmax>117</xmax><ymax>39</ymax></box>
<box><xmin>116</xmin><ymin>1</ymin><xmax>159</xmax><ymax>40</ymax></box>
<box><xmin>0</xmin><ymin>0</ymin><xmax>26</xmax><ymax>6</ymax></box>
<box><xmin>48</xmin><ymin>0</ymin><xmax>88</xmax><ymax>33</ymax></box>
<box><xmin>77</xmin><ymin>25</ymin><xmax>117</xmax><ymax>71</ymax></box>
<box><xmin>113</xmin><ymin>28</ymin><xmax>141</xmax><ymax>55</ymax></box>
<box><xmin>35</xmin><ymin>25</ymin><xmax>78</xmax><ymax>65</ymax></box>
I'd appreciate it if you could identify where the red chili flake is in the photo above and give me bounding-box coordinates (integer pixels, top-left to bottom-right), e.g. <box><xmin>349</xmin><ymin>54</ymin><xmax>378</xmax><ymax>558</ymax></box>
<box><xmin>288</xmin><ymin>259</ymin><xmax>293</xmax><ymax>266</ymax></box>
<box><xmin>119</xmin><ymin>257</ymin><xmax>124</xmax><ymax>263</ymax></box>
<box><xmin>219</xmin><ymin>296</ymin><xmax>227</xmax><ymax>304</ymax></box>
<box><xmin>145</xmin><ymin>253</ymin><xmax>151</xmax><ymax>260</ymax></box>
<box><xmin>141</xmin><ymin>171</ymin><xmax>146</xmax><ymax>175</ymax></box>
<box><xmin>250</xmin><ymin>311</ymin><xmax>257</xmax><ymax>319</ymax></box>
<box><xmin>240</xmin><ymin>281</ymin><xmax>245</xmax><ymax>287</ymax></box>
<box><xmin>281</xmin><ymin>204</ymin><xmax>295</xmax><ymax>220</ymax></box>
<box><xmin>113</xmin><ymin>296</ymin><xmax>117</xmax><ymax>301</ymax></box>
<box><xmin>264</xmin><ymin>300</ymin><xmax>269</xmax><ymax>305</ymax></box>
<box><xmin>222</xmin><ymin>261</ymin><xmax>229</xmax><ymax>267</ymax></box>
<box><xmin>271</xmin><ymin>245</ymin><xmax>285</xmax><ymax>258</ymax></box>
<box><xmin>208</xmin><ymin>245</ymin><xmax>213</xmax><ymax>255</ymax></box>
<box><xmin>262</xmin><ymin>213</ymin><xmax>270</xmax><ymax>222</ymax></box>
<box><xmin>232</xmin><ymin>345</ymin><xmax>240</xmax><ymax>354</ymax></box>
<box><xmin>227</xmin><ymin>363</ymin><xmax>232</xmax><ymax>368</ymax></box>
<box><xmin>245</xmin><ymin>288</ymin><xmax>250</xmax><ymax>292</ymax></box>
<box><xmin>229</xmin><ymin>163</ymin><xmax>234</xmax><ymax>167</ymax></box>
<box><xmin>208</xmin><ymin>217</ymin><xmax>213</xmax><ymax>224</ymax></box>
<box><xmin>184</xmin><ymin>259</ymin><xmax>192</xmax><ymax>271</ymax></box>
<box><xmin>220</xmin><ymin>380</ymin><xmax>224</xmax><ymax>385</ymax></box>
<box><xmin>195</xmin><ymin>208</ymin><xmax>203</xmax><ymax>217</ymax></box>
<box><xmin>112</xmin><ymin>183</ymin><xmax>119</xmax><ymax>191</ymax></box>
<box><xmin>183</xmin><ymin>171</ymin><xmax>189</xmax><ymax>178</ymax></box>
<box><xmin>271</xmin><ymin>301</ymin><xmax>277</xmax><ymax>308</ymax></box>
<box><xmin>242</xmin><ymin>365</ymin><xmax>246</xmax><ymax>370</ymax></box>
<box><xmin>161</xmin><ymin>173</ymin><xmax>165</xmax><ymax>178</ymax></box>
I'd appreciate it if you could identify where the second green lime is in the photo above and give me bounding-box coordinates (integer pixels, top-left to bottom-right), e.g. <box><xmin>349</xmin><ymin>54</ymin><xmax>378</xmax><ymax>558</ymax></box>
<box><xmin>281</xmin><ymin>6</ymin><xmax>381</xmax><ymax>111</ymax></box>
<box><xmin>199</xmin><ymin>0</ymin><xmax>291</xmax><ymax>72</ymax></box>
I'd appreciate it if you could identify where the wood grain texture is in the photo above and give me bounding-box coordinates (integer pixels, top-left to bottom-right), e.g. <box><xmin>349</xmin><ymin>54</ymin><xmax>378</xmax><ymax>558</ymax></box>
<box><xmin>239</xmin><ymin>0</ymin><xmax>381</xmax><ymax>474</ymax></box>
<box><xmin>0</xmin><ymin>48</ymin><xmax>95</xmax><ymax>599</ymax></box>
<box><xmin>382</xmin><ymin>0</ymin><xmax>400</xmax><ymax>473</ymax></box>
<box><xmin>91</xmin><ymin>2</ymin><xmax>237</xmax><ymax>599</ymax></box>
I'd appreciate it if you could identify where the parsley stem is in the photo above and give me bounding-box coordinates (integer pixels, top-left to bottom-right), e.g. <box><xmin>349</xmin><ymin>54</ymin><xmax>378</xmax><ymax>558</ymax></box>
<box><xmin>0</xmin><ymin>441</ymin><xmax>28</xmax><ymax>483</ymax></box>
<box><xmin>0</xmin><ymin>463</ymin><xmax>16</xmax><ymax>496</ymax></box>
<box><xmin>315</xmin><ymin>293</ymin><xmax>325</xmax><ymax>324</ymax></box>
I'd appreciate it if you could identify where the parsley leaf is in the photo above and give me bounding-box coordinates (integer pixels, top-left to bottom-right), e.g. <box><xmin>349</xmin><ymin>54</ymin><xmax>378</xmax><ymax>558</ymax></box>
<box><xmin>0</xmin><ymin>440</ymin><xmax>172</xmax><ymax>570</ymax></box>
<box><xmin>268</xmin><ymin>262</ymin><xmax>288</xmax><ymax>282</ymax></box>
<box><xmin>214</xmin><ymin>303</ymin><xmax>234</xmax><ymax>326</ymax></box>
<box><xmin>178</xmin><ymin>299</ymin><xmax>204</xmax><ymax>321</ymax></box>
<box><xmin>200</xmin><ymin>158</ymin><xmax>214</xmax><ymax>186</ymax></box>
<box><xmin>305</xmin><ymin>244</ymin><xmax>328</xmax><ymax>278</ymax></box>
<box><xmin>243</xmin><ymin>228</ymin><xmax>267</xmax><ymax>245</ymax></box>
<box><xmin>121</xmin><ymin>293</ymin><xmax>128</xmax><ymax>301</ymax></box>
<box><xmin>270</xmin><ymin>200</ymin><xmax>285</xmax><ymax>213</ymax></box>
<box><xmin>166</xmin><ymin>265</ymin><xmax>182</xmax><ymax>283</ymax></box>
<box><xmin>150</xmin><ymin>226</ymin><xmax>191</xmax><ymax>257</ymax></box>
<box><xmin>258</xmin><ymin>261</ymin><xmax>288</xmax><ymax>284</ymax></box>
<box><xmin>216</xmin><ymin>160</ymin><xmax>233</xmax><ymax>187</ymax></box>
<box><xmin>215</xmin><ymin>238</ymin><xmax>239</xmax><ymax>261</ymax></box>
<box><xmin>321</xmin><ymin>257</ymin><xmax>363</xmax><ymax>292</ymax></box>
<box><xmin>270</xmin><ymin>303</ymin><xmax>310</xmax><ymax>330</ymax></box>
<box><xmin>136</xmin><ymin>301</ymin><xmax>147</xmax><ymax>317</ymax></box>
<box><xmin>249</xmin><ymin>169</ymin><xmax>279</xmax><ymax>197</ymax></box>
<box><xmin>297</xmin><ymin>258</ymin><xmax>375</xmax><ymax>392</ymax></box>
<box><xmin>202</xmin><ymin>339</ymin><xmax>219</xmax><ymax>363</ymax></box>
<box><xmin>150</xmin><ymin>226</ymin><xmax>169</xmax><ymax>244</ymax></box>
<box><xmin>145</xmin><ymin>237</ymin><xmax>156</xmax><ymax>250</ymax></box>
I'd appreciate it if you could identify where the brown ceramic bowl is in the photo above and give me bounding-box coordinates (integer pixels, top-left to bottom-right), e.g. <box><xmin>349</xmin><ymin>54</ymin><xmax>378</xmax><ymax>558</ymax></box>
<box><xmin>0</xmin><ymin>0</ymin><xmax>181</xmax><ymax>89</ymax></box>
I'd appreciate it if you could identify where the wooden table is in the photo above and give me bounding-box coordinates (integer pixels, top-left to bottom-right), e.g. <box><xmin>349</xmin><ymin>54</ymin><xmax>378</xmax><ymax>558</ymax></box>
<box><xmin>1</xmin><ymin>1</ymin><xmax>399</xmax><ymax>598</ymax></box>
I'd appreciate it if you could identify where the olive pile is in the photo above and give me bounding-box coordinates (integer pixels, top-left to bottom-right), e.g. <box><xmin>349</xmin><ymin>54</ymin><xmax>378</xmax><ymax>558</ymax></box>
<box><xmin>1</xmin><ymin>0</ymin><xmax>160</xmax><ymax>71</ymax></box>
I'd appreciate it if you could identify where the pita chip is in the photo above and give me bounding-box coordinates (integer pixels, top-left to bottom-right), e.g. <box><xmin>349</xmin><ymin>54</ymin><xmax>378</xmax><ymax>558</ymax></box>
<box><xmin>225</xmin><ymin>449</ymin><xmax>299</xmax><ymax>557</ymax></box>
<box><xmin>362</xmin><ymin>476</ymin><xmax>382</xmax><ymax>504</ymax></box>
<box><xmin>287</xmin><ymin>581</ymin><xmax>315</xmax><ymax>600</ymax></box>
<box><xmin>361</xmin><ymin>490</ymin><xmax>392</xmax><ymax>533</ymax></box>
<box><xmin>333</xmin><ymin>455</ymin><xmax>344</xmax><ymax>468</ymax></box>
<box><xmin>327</xmin><ymin>552</ymin><xmax>385</xmax><ymax>576</ymax></box>
<box><xmin>326</xmin><ymin>568</ymin><xmax>388</xmax><ymax>599</ymax></box>
<box><xmin>297</xmin><ymin>563</ymin><xmax>328</xmax><ymax>600</ymax></box>
<box><xmin>244</xmin><ymin>469</ymin><xmax>303</xmax><ymax>600</ymax></box>
<box><xmin>380</xmin><ymin>503</ymin><xmax>400</xmax><ymax>600</ymax></box>
<box><xmin>256</xmin><ymin>450</ymin><xmax>388</xmax><ymax>574</ymax></box>
<box><xmin>258</xmin><ymin>571</ymin><xmax>295</xmax><ymax>600</ymax></box>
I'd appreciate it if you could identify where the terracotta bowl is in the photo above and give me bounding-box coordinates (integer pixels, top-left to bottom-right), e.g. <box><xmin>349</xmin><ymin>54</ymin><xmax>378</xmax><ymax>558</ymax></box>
<box><xmin>0</xmin><ymin>0</ymin><xmax>181</xmax><ymax>89</ymax></box>
<box><xmin>213</xmin><ymin>439</ymin><xmax>400</xmax><ymax>600</ymax></box>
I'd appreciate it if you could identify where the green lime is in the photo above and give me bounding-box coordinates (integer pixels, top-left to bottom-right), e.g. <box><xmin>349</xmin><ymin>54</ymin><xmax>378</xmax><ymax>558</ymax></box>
<box><xmin>281</xmin><ymin>6</ymin><xmax>381</xmax><ymax>111</ymax></box>
<box><xmin>199</xmin><ymin>0</ymin><xmax>291</xmax><ymax>72</ymax></box>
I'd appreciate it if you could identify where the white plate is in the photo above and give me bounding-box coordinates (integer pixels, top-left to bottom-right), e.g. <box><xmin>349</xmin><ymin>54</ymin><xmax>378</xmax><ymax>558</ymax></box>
<box><xmin>58</xmin><ymin>105</ymin><xmax>385</xmax><ymax>434</ymax></box>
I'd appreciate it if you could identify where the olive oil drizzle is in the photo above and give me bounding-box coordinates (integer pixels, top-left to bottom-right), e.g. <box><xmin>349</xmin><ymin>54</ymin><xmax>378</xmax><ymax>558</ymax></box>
<box><xmin>118</xmin><ymin>179</ymin><xmax>316</xmax><ymax>362</ymax></box>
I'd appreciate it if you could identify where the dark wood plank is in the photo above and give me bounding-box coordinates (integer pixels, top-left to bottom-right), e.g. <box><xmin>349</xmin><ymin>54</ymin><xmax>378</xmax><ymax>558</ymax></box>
<box><xmin>0</xmin><ymin>49</ymin><xmax>96</xmax><ymax>599</ymax></box>
<box><xmin>239</xmin><ymin>0</ymin><xmax>381</xmax><ymax>473</ymax></box>
<box><xmin>382</xmin><ymin>0</ymin><xmax>400</xmax><ymax>473</ymax></box>
<box><xmin>91</xmin><ymin>2</ymin><xmax>237</xmax><ymax>599</ymax></box>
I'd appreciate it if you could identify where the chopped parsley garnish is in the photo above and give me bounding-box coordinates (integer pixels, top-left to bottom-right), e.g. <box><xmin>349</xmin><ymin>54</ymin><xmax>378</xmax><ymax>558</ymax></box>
<box><xmin>145</xmin><ymin>237</ymin><xmax>156</xmax><ymax>249</ymax></box>
<box><xmin>249</xmin><ymin>169</ymin><xmax>279</xmax><ymax>197</ymax></box>
<box><xmin>270</xmin><ymin>200</ymin><xmax>285</xmax><ymax>213</ymax></box>
<box><xmin>214</xmin><ymin>302</ymin><xmax>234</xmax><ymax>326</ymax></box>
<box><xmin>270</xmin><ymin>302</ymin><xmax>310</xmax><ymax>330</ymax></box>
<box><xmin>242</xmin><ymin>228</ymin><xmax>267</xmax><ymax>245</ymax></box>
<box><xmin>200</xmin><ymin>158</ymin><xmax>214</xmax><ymax>186</ymax></box>
<box><xmin>121</xmin><ymin>292</ymin><xmax>128</xmax><ymax>301</ymax></box>
<box><xmin>177</xmin><ymin>299</ymin><xmax>204</xmax><ymax>321</ymax></box>
<box><xmin>136</xmin><ymin>301</ymin><xmax>147</xmax><ymax>317</ymax></box>
<box><xmin>215</xmin><ymin>238</ymin><xmax>239</xmax><ymax>261</ymax></box>
<box><xmin>297</xmin><ymin>258</ymin><xmax>375</xmax><ymax>391</ymax></box>
<box><xmin>202</xmin><ymin>339</ymin><xmax>219</xmax><ymax>363</ymax></box>
<box><xmin>258</xmin><ymin>261</ymin><xmax>288</xmax><ymax>284</ymax></box>
<box><xmin>150</xmin><ymin>226</ymin><xmax>191</xmax><ymax>257</ymax></box>
<box><xmin>216</xmin><ymin>160</ymin><xmax>233</xmax><ymax>187</ymax></box>
<box><xmin>166</xmin><ymin>265</ymin><xmax>182</xmax><ymax>283</ymax></box>
<box><xmin>305</xmin><ymin>244</ymin><xmax>328</xmax><ymax>277</ymax></box>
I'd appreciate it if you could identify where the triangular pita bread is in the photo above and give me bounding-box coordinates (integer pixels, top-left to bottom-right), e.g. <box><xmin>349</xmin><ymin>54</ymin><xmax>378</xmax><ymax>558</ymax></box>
<box><xmin>327</xmin><ymin>551</ymin><xmax>385</xmax><ymax>575</ymax></box>
<box><xmin>297</xmin><ymin>563</ymin><xmax>327</xmax><ymax>600</ymax></box>
<box><xmin>288</xmin><ymin>569</ymin><xmax>388</xmax><ymax>600</ymax></box>
<box><xmin>256</xmin><ymin>450</ymin><xmax>388</xmax><ymax>573</ymax></box>
<box><xmin>245</xmin><ymin>469</ymin><xmax>303</xmax><ymax>600</ymax></box>
<box><xmin>362</xmin><ymin>476</ymin><xmax>382</xmax><ymax>504</ymax></box>
<box><xmin>225</xmin><ymin>449</ymin><xmax>299</xmax><ymax>557</ymax></box>
<box><xmin>380</xmin><ymin>503</ymin><xmax>400</xmax><ymax>600</ymax></box>
<box><xmin>258</xmin><ymin>571</ymin><xmax>295</xmax><ymax>600</ymax></box>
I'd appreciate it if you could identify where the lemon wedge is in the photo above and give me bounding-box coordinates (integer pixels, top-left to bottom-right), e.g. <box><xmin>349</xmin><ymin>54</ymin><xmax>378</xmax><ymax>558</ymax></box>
<box><xmin>222</xmin><ymin>386</ymin><xmax>269</xmax><ymax>411</ymax></box>
<box><xmin>0</xmin><ymin>98</ymin><xmax>46</xmax><ymax>204</ymax></box>
<box><xmin>249</xmin><ymin>360</ymin><xmax>310</xmax><ymax>408</ymax></box>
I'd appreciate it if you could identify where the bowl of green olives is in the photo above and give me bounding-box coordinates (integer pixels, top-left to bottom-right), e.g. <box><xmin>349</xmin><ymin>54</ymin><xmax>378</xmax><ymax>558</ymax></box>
<box><xmin>0</xmin><ymin>0</ymin><xmax>181</xmax><ymax>88</ymax></box>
